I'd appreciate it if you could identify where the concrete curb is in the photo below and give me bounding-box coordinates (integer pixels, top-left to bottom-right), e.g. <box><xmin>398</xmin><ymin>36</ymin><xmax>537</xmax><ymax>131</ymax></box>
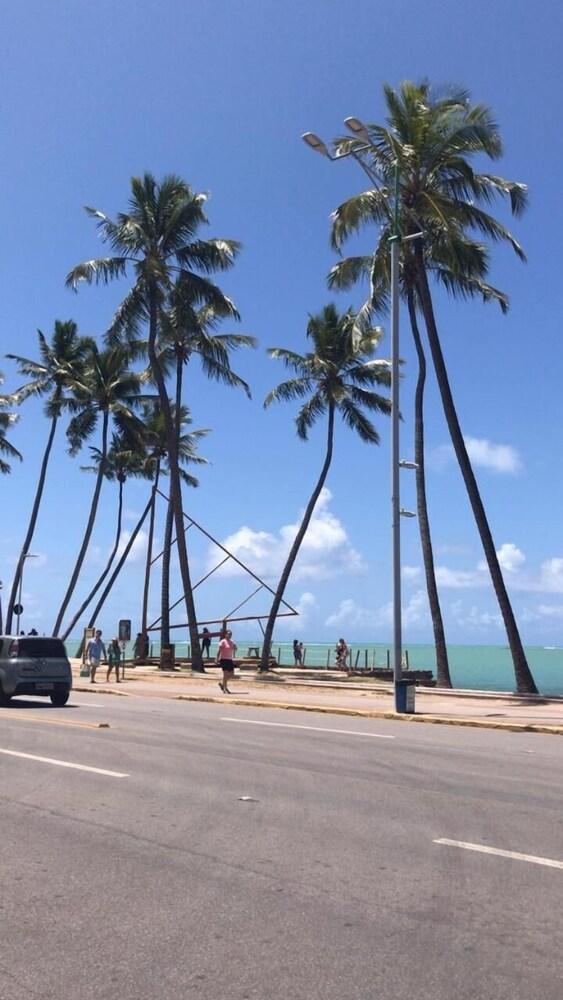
<box><xmin>173</xmin><ymin>694</ymin><xmax>563</xmax><ymax>735</ymax></box>
<box><xmin>74</xmin><ymin>685</ymin><xmax>129</xmax><ymax>697</ymax></box>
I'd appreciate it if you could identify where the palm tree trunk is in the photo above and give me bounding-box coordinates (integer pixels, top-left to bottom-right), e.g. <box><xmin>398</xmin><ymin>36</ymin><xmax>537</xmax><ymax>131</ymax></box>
<box><xmin>6</xmin><ymin>414</ymin><xmax>58</xmax><ymax>633</ymax></box>
<box><xmin>146</xmin><ymin>295</ymin><xmax>202</xmax><ymax>669</ymax></box>
<box><xmin>413</xmin><ymin>245</ymin><xmax>538</xmax><ymax>694</ymax></box>
<box><xmin>61</xmin><ymin>476</ymin><xmax>125</xmax><ymax>642</ymax></box>
<box><xmin>259</xmin><ymin>403</ymin><xmax>335</xmax><ymax>672</ymax></box>
<box><xmin>85</xmin><ymin>493</ymin><xmax>153</xmax><ymax>628</ymax></box>
<box><xmin>159</xmin><ymin>354</ymin><xmax>183</xmax><ymax>662</ymax></box>
<box><xmin>141</xmin><ymin>460</ymin><xmax>160</xmax><ymax>635</ymax></box>
<box><xmin>407</xmin><ymin>291</ymin><xmax>452</xmax><ymax>688</ymax></box>
<box><xmin>53</xmin><ymin>410</ymin><xmax>109</xmax><ymax>636</ymax></box>
<box><xmin>160</xmin><ymin>495</ymin><xmax>174</xmax><ymax>652</ymax></box>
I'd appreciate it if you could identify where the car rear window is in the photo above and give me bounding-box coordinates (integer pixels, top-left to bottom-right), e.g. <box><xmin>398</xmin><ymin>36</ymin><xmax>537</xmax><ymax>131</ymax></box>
<box><xmin>17</xmin><ymin>639</ymin><xmax>67</xmax><ymax>658</ymax></box>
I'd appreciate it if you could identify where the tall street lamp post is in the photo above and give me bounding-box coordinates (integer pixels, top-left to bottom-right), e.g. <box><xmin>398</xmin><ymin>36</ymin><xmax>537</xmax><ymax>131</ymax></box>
<box><xmin>302</xmin><ymin>123</ymin><xmax>419</xmax><ymax>711</ymax></box>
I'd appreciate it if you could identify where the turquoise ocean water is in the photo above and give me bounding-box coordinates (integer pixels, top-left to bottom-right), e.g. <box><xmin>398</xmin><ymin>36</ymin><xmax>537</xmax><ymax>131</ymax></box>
<box><xmin>67</xmin><ymin>639</ymin><xmax>563</xmax><ymax>696</ymax></box>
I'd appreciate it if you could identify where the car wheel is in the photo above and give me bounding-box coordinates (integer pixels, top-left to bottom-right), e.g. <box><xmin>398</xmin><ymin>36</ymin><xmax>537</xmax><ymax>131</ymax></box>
<box><xmin>0</xmin><ymin>685</ymin><xmax>12</xmax><ymax>706</ymax></box>
<box><xmin>50</xmin><ymin>690</ymin><xmax>70</xmax><ymax>707</ymax></box>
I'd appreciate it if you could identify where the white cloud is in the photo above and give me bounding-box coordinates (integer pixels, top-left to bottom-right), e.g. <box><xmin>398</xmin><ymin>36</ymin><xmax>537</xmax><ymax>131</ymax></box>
<box><xmin>325</xmin><ymin>589</ymin><xmax>429</xmax><ymax>630</ymax></box>
<box><xmin>208</xmin><ymin>489</ymin><xmax>365</xmax><ymax>584</ymax></box>
<box><xmin>275</xmin><ymin>592</ymin><xmax>317</xmax><ymax>631</ymax></box>
<box><xmin>495</xmin><ymin>543</ymin><xmax>525</xmax><ymax>573</ymax></box>
<box><xmin>123</xmin><ymin>508</ymin><xmax>141</xmax><ymax>523</ymax></box>
<box><xmin>450</xmin><ymin>599</ymin><xmax>502</xmax><ymax>630</ymax></box>
<box><xmin>402</xmin><ymin>565</ymin><xmax>421</xmax><ymax>582</ymax></box>
<box><xmin>478</xmin><ymin>542</ymin><xmax>525</xmax><ymax>575</ymax></box>
<box><xmin>428</xmin><ymin>437</ymin><xmax>522</xmax><ymax>475</ymax></box>
<box><xmin>116</xmin><ymin>529</ymin><xmax>149</xmax><ymax>564</ymax></box>
<box><xmin>536</xmin><ymin>558</ymin><xmax>563</xmax><ymax>594</ymax></box>
<box><xmin>465</xmin><ymin>437</ymin><xmax>522</xmax><ymax>475</ymax></box>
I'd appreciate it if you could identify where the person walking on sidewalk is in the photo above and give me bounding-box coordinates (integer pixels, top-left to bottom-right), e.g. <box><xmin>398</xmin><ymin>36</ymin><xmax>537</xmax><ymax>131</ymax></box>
<box><xmin>86</xmin><ymin>629</ymin><xmax>107</xmax><ymax>683</ymax></box>
<box><xmin>106</xmin><ymin>637</ymin><xmax>122</xmax><ymax>683</ymax></box>
<box><xmin>217</xmin><ymin>629</ymin><xmax>237</xmax><ymax>694</ymax></box>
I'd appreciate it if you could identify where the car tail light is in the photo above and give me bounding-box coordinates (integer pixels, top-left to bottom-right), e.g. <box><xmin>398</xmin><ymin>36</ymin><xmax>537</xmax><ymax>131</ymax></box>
<box><xmin>8</xmin><ymin>640</ymin><xmax>19</xmax><ymax>658</ymax></box>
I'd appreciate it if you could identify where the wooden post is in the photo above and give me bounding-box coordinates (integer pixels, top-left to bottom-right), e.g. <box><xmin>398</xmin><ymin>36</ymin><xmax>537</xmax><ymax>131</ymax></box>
<box><xmin>405</xmin><ymin>649</ymin><xmax>409</xmax><ymax>669</ymax></box>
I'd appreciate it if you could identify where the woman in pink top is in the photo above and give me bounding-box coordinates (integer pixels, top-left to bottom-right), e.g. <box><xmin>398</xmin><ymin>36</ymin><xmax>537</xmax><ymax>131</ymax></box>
<box><xmin>217</xmin><ymin>629</ymin><xmax>237</xmax><ymax>693</ymax></box>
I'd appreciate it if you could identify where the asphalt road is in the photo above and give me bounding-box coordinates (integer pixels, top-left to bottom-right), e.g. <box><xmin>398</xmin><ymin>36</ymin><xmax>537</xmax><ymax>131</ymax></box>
<box><xmin>1</xmin><ymin>692</ymin><xmax>562</xmax><ymax>1000</ymax></box>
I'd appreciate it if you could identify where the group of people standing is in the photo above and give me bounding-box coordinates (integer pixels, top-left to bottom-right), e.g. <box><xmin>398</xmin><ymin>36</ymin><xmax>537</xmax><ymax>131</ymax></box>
<box><xmin>84</xmin><ymin>630</ymin><xmax>122</xmax><ymax>683</ymax></box>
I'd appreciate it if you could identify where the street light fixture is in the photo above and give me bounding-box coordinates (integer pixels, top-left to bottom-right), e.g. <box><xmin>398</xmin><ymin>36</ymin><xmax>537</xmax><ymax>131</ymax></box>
<box><xmin>301</xmin><ymin>132</ymin><xmax>331</xmax><ymax>157</ymax></box>
<box><xmin>344</xmin><ymin>116</ymin><xmax>370</xmax><ymax>143</ymax></box>
<box><xmin>16</xmin><ymin>554</ymin><xmax>38</xmax><ymax>635</ymax></box>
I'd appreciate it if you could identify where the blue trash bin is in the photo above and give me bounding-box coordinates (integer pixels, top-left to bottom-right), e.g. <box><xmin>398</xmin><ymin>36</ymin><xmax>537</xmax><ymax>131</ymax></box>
<box><xmin>395</xmin><ymin>679</ymin><xmax>416</xmax><ymax>714</ymax></box>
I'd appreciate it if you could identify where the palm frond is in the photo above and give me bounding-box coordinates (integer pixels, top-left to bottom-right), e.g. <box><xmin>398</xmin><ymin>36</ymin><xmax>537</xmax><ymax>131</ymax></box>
<box><xmin>66</xmin><ymin>257</ymin><xmax>130</xmax><ymax>289</ymax></box>
<box><xmin>198</xmin><ymin>355</ymin><xmax>252</xmax><ymax>397</ymax></box>
<box><xmin>296</xmin><ymin>391</ymin><xmax>327</xmax><ymax>440</ymax></box>
<box><xmin>330</xmin><ymin>189</ymin><xmax>391</xmax><ymax>250</ymax></box>
<box><xmin>264</xmin><ymin>377</ymin><xmax>313</xmax><ymax>409</ymax></box>
<box><xmin>337</xmin><ymin>398</ymin><xmax>380</xmax><ymax>443</ymax></box>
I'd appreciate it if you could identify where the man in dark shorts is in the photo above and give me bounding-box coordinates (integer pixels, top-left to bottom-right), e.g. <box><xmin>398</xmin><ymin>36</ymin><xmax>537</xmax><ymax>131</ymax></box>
<box><xmin>216</xmin><ymin>629</ymin><xmax>237</xmax><ymax>693</ymax></box>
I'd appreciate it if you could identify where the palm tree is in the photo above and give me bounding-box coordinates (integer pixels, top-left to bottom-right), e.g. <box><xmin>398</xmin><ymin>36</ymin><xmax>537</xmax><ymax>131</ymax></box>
<box><xmin>4</xmin><ymin>321</ymin><xmax>93</xmax><ymax>633</ymax></box>
<box><xmin>328</xmin><ymin>81</ymin><xmax>537</xmax><ymax>694</ymax></box>
<box><xmin>61</xmin><ymin>436</ymin><xmax>144</xmax><ymax>642</ymax></box>
<box><xmin>52</xmin><ymin>346</ymin><xmax>143</xmax><ymax>636</ymax></box>
<box><xmin>259</xmin><ymin>304</ymin><xmax>391</xmax><ymax>671</ymax></box>
<box><xmin>66</xmin><ymin>173</ymin><xmax>241</xmax><ymax>669</ymax></box>
<box><xmin>154</xmin><ymin>288</ymin><xmax>255</xmax><ymax>664</ymax></box>
<box><xmin>0</xmin><ymin>373</ymin><xmax>22</xmax><ymax>475</ymax></box>
<box><xmin>139</xmin><ymin>401</ymin><xmax>209</xmax><ymax>657</ymax></box>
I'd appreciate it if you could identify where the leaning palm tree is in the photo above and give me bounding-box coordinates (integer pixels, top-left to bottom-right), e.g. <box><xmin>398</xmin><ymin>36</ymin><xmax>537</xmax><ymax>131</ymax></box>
<box><xmin>52</xmin><ymin>346</ymin><xmax>143</xmax><ymax>635</ymax></box>
<box><xmin>4</xmin><ymin>321</ymin><xmax>93</xmax><ymax>633</ymax></box>
<box><xmin>0</xmin><ymin>373</ymin><xmax>22</xmax><ymax>475</ymax></box>
<box><xmin>61</xmin><ymin>436</ymin><xmax>144</xmax><ymax>642</ymax></box>
<box><xmin>329</xmin><ymin>81</ymin><xmax>537</xmax><ymax>694</ymax></box>
<box><xmin>259</xmin><ymin>304</ymin><xmax>391</xmax><ymax>671</ymax></box>
<box><xmin>330</xmin><ymin>244</ymin><xmax>504</xmax><ymax>689</ymax></box>
<box><xmin>66</xmin><ymin>173</ymin><xmax>241</xmax><ymax>669</ymax></box>
<box><xmin>139</xmin><ymin>401</ymin><xmax>209</xmax><ymax>656</ymax></box>
<box><xmin>154</xmin><ymin>287</ymin><xmax>254</xmax><ymax>663</ymax></box>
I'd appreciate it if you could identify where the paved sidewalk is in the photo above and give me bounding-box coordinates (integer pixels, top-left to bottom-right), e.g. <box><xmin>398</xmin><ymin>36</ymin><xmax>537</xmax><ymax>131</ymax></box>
<box><xmin>70</xmin><ymin>662</ymin><xmax>563</xmax><ymax>734</ymax></box>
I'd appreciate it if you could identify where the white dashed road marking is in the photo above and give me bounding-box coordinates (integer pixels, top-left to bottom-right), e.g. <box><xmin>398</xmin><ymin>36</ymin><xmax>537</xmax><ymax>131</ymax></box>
<box><xmin>221</xmin><ymin>718</ymin><xmax>395</xmax><ymax>739</ymax></box>
<box><xmin>0</xmin><ymin>747</ymin><xmax>128</xmax><ymax>778</ymax></box>
<box><xmin>434</xmin><ymin>838</ymin><xmax>563</xmax><ymax>870</ymax></box>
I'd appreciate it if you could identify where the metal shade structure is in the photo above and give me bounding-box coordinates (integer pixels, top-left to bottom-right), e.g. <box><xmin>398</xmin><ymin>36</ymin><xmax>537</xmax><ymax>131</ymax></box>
<box><xmin>147</xmin><ymin>488</ymin><xmax>298</xmax><ymax>635</ymax></box>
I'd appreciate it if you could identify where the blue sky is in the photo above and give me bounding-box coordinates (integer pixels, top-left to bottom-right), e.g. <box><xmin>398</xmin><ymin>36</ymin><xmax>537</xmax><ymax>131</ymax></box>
<box><xmin>1</xmin><ymin>0</ymin><xmax>562</xmax><ymax>645</ymax></box>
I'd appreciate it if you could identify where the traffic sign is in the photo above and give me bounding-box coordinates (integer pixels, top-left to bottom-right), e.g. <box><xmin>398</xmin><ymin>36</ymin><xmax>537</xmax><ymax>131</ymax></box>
<box><xmin>118</xmin><ymin>619</ymin><xmax>131</xmax><ymax>642</ymax></box>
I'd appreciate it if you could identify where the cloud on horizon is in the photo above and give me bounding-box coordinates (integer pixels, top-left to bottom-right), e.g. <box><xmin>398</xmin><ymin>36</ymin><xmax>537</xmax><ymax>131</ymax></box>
<box><xmin>429</xmin><ymin>436</ymin><xmax>522</xmax><ymax>475</ymax></box>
